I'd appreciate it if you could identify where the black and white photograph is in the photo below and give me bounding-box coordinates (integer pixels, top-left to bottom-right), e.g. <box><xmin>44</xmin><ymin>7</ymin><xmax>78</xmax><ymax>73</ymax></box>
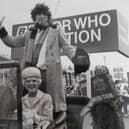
<box><xmin>0</xmin><ymin>0</ymin><xmax>129</xmax><ymax>129</ymax></box>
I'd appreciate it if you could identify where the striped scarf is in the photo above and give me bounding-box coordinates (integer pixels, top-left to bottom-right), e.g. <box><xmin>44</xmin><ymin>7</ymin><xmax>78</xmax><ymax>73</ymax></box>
<box><xmin>25</xmin><ymin>28</ymin><xmax>49</xmax><ymax>68</ymax></box>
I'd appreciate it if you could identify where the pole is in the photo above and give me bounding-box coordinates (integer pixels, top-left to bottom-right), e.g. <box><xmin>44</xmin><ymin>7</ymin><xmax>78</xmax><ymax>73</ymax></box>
<box><xmin>86</xmin><ymin>70</ymin><xmax>91</xmax><ymax>98</ymax></box>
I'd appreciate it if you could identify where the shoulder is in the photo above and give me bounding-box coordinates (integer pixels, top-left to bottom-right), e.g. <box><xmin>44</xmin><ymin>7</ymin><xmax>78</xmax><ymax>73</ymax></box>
<box><xmin>38</xmin><ymin>90</ymin><xmax>52</xmax><ymax>101</ymax></box>
<box><xmin>49</xmin><ymin>24</ymin><xmax>60</xmax><ymax>33</ymax></box>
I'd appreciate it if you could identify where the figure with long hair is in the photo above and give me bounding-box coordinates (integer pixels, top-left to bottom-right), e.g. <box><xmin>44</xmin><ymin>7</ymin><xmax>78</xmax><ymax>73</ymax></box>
<box><xmin>81</xmin><ymin>65</ymin><xmax>125</xmax><ymax>129</ymax></box>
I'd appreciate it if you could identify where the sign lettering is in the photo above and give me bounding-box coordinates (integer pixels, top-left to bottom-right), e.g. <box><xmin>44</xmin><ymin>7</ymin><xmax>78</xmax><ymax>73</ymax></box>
<box><xmin>12</xmin><ymin>10</ymin><xmax>129</xmax><ymax>56</ymax></box>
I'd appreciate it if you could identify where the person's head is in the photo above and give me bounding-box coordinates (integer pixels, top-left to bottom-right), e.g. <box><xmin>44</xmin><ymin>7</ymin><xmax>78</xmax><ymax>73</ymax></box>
<box><xmin>94</xmin><ymin>65</ymin><xmax>109</xmax><ymax>76</ymax></box>
<box><xmin>22</xmin><ymin>67</ymin><xmax>42</xmax><ymax>93</ymax></box>
<box><xmin>31</xmin><ymin>3</ymin><xmax>52</xmax><ymax>27</ymax></box>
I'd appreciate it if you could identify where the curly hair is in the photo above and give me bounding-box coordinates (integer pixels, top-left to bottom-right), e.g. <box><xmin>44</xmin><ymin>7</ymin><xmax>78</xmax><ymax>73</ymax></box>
<box><xmin>31</xmin><ymin>3</ymin><xmax>52</xmax><ymax>21</ymax></box>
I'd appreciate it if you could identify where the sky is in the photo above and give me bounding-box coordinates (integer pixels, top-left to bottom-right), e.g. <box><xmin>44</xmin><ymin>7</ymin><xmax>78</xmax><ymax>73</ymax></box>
<box><xmin>0</xmin><ymin>0</ymin><xmax>129</xmax><ymax>79</ymax></box>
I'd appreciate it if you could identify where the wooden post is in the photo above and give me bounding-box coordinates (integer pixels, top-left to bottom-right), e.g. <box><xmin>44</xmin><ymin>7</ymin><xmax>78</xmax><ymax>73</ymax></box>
<box><xmin>86</xmin><ymin>70</ymin><xmax>91</xmax><ymax>98</ymax></box>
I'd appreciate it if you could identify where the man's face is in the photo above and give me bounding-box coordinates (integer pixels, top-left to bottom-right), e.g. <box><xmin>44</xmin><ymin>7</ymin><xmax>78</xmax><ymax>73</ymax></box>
<box><xmin>35</xmin><ymin>13</ymin><xmax>49</xmax><ymax>27</ymax></box>
<box><xmin>23</xmin><ymin>77</ymin><xmax>41</xmax><ymax>93</ymax></box>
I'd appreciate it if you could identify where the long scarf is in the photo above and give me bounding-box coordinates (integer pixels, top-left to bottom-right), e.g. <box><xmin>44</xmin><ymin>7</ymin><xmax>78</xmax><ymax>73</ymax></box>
<box><xmin>25</xmin><ymin>28</ymin><xmax>49</xmax><ymax>67</ymax></box>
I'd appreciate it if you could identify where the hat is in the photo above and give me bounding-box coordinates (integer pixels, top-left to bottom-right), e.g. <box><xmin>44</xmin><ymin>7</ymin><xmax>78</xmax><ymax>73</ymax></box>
<box><xmin>72</xmin><ymin>48</ymin><xmax>90</xmax><ymax>75</ymax></box>
<box><xmin>22</xmin><ymin>67</ymin><xmax>41</xmax><ymax>79</ymax></box>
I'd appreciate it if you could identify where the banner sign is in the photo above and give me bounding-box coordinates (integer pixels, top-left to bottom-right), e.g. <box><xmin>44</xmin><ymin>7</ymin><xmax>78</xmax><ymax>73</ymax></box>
<box><xmin>117</xmin><ymin>12</ymin><xmax>129</xmax><ymax>57</ymax></box>
<box><xmin>54</xmin><ymin>10</ymin><xmax>119</xmax><ymax>53</ymax></box>
<box><xmin>12</xmin><ymin>9</ymin><xmax>129</xmax><ymax>59</ymax></box>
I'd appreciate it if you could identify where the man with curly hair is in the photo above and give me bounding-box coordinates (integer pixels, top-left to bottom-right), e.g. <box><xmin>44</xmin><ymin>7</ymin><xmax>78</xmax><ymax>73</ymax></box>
<box><xmin>0</xmin><ymin>2</ymin><xmax>90</xmax><ymax>128</ymax></box>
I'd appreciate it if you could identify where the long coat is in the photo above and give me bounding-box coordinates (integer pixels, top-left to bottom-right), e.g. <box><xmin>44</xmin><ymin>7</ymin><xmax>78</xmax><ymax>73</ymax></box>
<box><xmin>2</xmin><ymin>26</ymin><xmax>76</xmax><ymax>112</ymax></box>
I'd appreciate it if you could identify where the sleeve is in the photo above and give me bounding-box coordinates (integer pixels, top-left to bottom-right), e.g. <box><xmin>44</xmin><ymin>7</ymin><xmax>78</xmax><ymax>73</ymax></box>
<box><xmin>42</xmin><ymin>95</ymin><xmax>53</xmax><ymax>121</ymax></box>
<box><xmin>58</xmin><ymin>26</ymin><xmax>90</xmax><ymax>75</ymax></box>
<box><xmin>2</xmin><ymin>34</ymin><xmax>25</xmax><ymax>47</ymax></box>
<box><xmin>0</xmin><ymin>25</ymin><xmax>26</xmax><ymax>47</ymax></box>
<box><xmin>58</xmin><ymin>26</ymin><xmax>76</xmax><ymax>59</ymax></box>
<box><xmin>35</xmin><ymin>95</ymin><xmax>53</xmax><ymax>129</ymax></box>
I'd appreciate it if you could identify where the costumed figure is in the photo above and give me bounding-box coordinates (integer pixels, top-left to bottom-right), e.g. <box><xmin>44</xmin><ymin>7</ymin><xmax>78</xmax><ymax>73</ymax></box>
<box><xmin>81</xmin><ymin>65</ymin><xmax>125</xmax><ymax>129</ymax></box>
